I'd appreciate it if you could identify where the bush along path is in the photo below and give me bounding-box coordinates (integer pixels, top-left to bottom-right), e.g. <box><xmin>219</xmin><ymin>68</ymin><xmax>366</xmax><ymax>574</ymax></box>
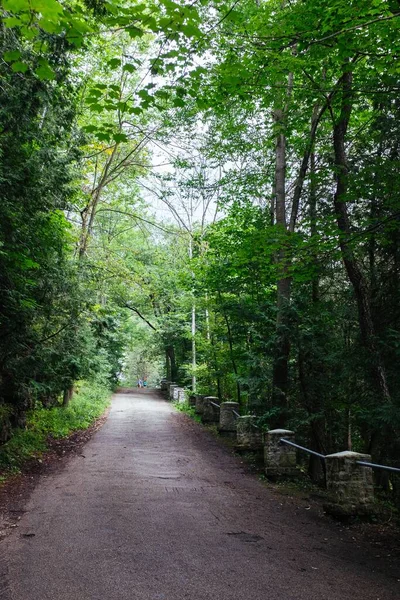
<box><xmin>2</xmin><ymin>389</ymin><xmax>399</xmax><ymax>600</ymax></box>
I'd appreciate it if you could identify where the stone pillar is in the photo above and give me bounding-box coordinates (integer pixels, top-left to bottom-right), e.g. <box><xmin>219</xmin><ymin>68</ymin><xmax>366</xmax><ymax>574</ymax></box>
<box><xmin>195</xmin><ymin>395</ymin><xmax>206</xmax><ymax>415</ymax></box>
<box><xmin>168</xmin><ymin>383</ymin><xmax>178</xmax><ymax>401</ymax></box>
<box><xmin>236</xmin><ymin>416</ymin><xmax>263</xmax><ymax>452</ymax></box>
<box><xmin>177</xmin><ymin>389</ymin><xmax>186</xmax><ymax>404</ymax></box>
<box><xmin>202</xmin><ymin>397</ymin><xmax>220</xmax><ymax>424</ymax></box>
<box><xmin>160</xmin><ymin>379</ymin><xmax>170</xmax><ymax>392</ymax></box>
<box><xmin>264</xmin><ymin>429</ymin><xmax>297</xmax><ymax>479</ymax></box>
<box><xmin>172</xmin><ymin>386</ymin><xmax>181</xmax><ymax>401</ymax></box>
<box><xmin>324</xmin><ymin>451</ymin><xmax>375</xmax><ymax>517</ymax></box>
<box><xmin>219</xmin><ymin>402</ymin><xmax>239</xmax><ymax>436</ymax></box>
<box><xmin>188</xmin><ymin>394</ymin><xmax>197</xmax><ymax>408</ymax></box>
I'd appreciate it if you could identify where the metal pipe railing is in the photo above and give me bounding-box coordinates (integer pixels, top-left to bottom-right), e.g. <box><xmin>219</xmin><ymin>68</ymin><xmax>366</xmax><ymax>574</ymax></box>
<box><xmin>231</xmin><ymin>409</ymin><xmax>241</xmax><ymax>419</ymax></box>
<box><xmin>210</xmin><ymin>401</ymin><xmax>220</xmax><ymax>409</ymax></box>
<box><xmin>356</xmin><ymin>461</ymin><xmax>400</xmax><ymax>474</ymax></box>
<box><xmin>280</xmin><ymin>438</ymin><xmax>325</xmax><ymax>459</ymax></box>
<box><xmin>280</xmin><ymin>438</ymin><xmax>400</xmax><ymax>472</ymax></box>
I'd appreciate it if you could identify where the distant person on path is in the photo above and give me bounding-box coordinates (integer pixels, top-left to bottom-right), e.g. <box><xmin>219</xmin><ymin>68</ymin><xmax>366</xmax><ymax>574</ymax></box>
<box><xmin>143</xmin><ymin>379</ymin><xmax>147</xmax><ymax>388</ymax></box>
<box><xmin>137</xmin><ymin>378</ymin><xmax>143</xmax><ymax>388</ymax></box>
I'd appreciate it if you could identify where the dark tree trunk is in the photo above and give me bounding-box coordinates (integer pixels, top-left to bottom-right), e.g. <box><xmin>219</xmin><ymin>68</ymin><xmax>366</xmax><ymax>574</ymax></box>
<box><xmin>166</xmin><ymin>349</ymin><xmax>171</xmax><ymax>380</ymax></box>
<box><xmin>62</xmin><ymin>385</ymin><xmax>74</xmax><ymax>407</ymax></box>
<box><xmin>333</xmin><ymin>68</ymin><xmax>391</xmax><ymax>404</ymax></box>
<box><xmin>166</xmin><ymin>345</ymin><xmax>177</xmax><ymax>382</ymax></box>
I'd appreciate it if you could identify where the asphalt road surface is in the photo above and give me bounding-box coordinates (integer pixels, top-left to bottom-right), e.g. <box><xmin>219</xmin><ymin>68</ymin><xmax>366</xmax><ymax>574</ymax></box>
<box><xmin>3</xmin><ymin>390</ymin><xmax>399</xmax><ymax>599</ymax></box>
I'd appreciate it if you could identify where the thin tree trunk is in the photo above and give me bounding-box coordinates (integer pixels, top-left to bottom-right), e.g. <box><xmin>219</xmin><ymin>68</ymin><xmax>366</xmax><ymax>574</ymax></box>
<box><xmin>166</xmin><ymin>349</ymin><xmax>171</xmax><ymax>380</ymax></box>
<box><xmin>218</xmin><ymin>293</ymin><xmax>241</xmax><ymax>403</ymax></box>
<box><xmin>189</xmin><ymin>236</ymin><xmax>196</xmax><ymax>392</ymax></box>
<box><xmin>167</xmin><ymin>345</ymin><xmax>177</xmax><ymax>382</ymax></box>
<box><xmin>192</xmin><ymin>301</ymin><xmax>196</xmax><ymax>392</ymax></box>
<box><xmin>271</xmin><ymin>100</ymin><xmax>291</xmax><ymax>425</ymax></box>
<box><xmin>310</xmin><ymin>150</ymin><xmax>319</xmax><ymax>303</ymax></box>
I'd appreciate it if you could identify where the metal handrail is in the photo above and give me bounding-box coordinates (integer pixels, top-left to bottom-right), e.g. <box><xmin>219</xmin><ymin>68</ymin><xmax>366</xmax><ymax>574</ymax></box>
<box><xmin>280</xmin><ymin>438</ymin><xmax>400</xmax><ymax>473</ymax></box>
<box><xmin>229</xmin><ymin>410</ymin><xmax>259</xmax><ymax>428</ymax></box>
<box><xmin>210</xmin><ymin>401</ymin><xmax>220</xmax><ymax>409</ymax></box>
<box><xmin>356</xmin><ymin>461</ymin><xmax>400</xmax><ymax>474</ymax></box>
<box><xmin>280</xmin><ymin>438</ymin><xmax>325</xmax><ymax>459</ymax></box>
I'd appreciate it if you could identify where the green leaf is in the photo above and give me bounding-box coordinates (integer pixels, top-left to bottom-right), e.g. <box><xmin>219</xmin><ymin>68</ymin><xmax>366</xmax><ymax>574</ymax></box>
<box><xmin>108</xmin><ymin>58</ymin><xmax>121</xmax><ymax>69</ymax></box>
<box><xmin>39</xmin><ymin>19</ymin><xmax>61</xmax><ymax>33</ymax></box>
<box><xmin>127</xmin><ymin>26</ymin><xmax>143</xmax><ymax>38</ymax></box>
<box><xmin>123</xmin><ymin>63</ymin><xmax>136</xmax><ymax>73</ymax></box>
<box><xmin>11</xmin><ymin>61</ymin><xmax>29</xmax><ymax>73</ymax></box>
<box><xmin>3</xmin><ymin>0</ymin><xmax>30</xmax><ymax>10</ymax></box>
<box><xmin>31</xmin><ymin>0</ymin><xmax>63</xmax><ymax>18</ymax></box>
<box><xmin>113</xmin><ymin>133</ymin><xmax>129</xmax><ymax>143</ymax></box>
<box><xmin>4</xmin><ymin>50</ymin><xmax>22</xmax><ymax>62</ymax></box>
<box><xmin>181</xmin><ymin>24</ymin><xmax>201</xmax><ymax>38</ymax></box>
<box><xmin>90</xmin><ymin>104</ymin><xmax>104</xmax><ymax>113</ymax></box>
<box><xmin>138</xmin><ymin>89</ymin><xmax>151</xmax><ymax>100</ymax></box>
<box><xmin>3</xmin><ymin>17</ymin><xmax>23</xmax><ymax>28</ymax></box>
<box><xmin>96</xmin><ymin>132</ymin><xmax>111</xmax><ymax>141</ymax></box>
<box><xmin>35</xmin><ymin>63</ymin><xmax>55</xmax><ymax>80</ymax></box>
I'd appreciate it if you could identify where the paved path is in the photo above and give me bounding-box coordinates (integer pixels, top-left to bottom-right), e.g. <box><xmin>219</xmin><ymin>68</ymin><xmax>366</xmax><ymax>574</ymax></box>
<box><xmin>3</xmin><ymin>390</ymin><xmax>399</xmax><ymax>599</ymax></box>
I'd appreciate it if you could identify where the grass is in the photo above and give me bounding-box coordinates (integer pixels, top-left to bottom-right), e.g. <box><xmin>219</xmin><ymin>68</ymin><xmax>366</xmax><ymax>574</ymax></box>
<box><xmin>0</xmin><ymin>380</ymin><xmax>112</xmax><ymax>473</ymax></box>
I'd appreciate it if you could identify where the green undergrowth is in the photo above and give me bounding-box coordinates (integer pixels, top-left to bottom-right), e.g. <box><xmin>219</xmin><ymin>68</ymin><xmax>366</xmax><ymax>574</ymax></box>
<box><xmin>173</xmin><ymin>401</ymin><xmax>202</xmax><ymax>423</ymax></box>
<box><xmin>0</xmin><ymin>380</ymin><xmax>112</xmax><ymax>475</ymax></box>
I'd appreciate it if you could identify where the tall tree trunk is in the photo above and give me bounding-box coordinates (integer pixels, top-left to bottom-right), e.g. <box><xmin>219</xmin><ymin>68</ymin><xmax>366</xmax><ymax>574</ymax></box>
<box><xmin>188</xmin><ymin>236</ymin><xmax>196</xmax><ymax>392</ymax></box>
<box><xmin>192</xmin><ymin>301</ymin><xmax>196</xmax><ymax>392</ymax></box>
<box><xmin>271</xmin><ymin>102</ymin><xmax>291</xmax><ymax>426</ymax></box>
<box><xmin>218</xmin><ymin>293</ymin><xmax>241</xmax><ymax>403</ymax></box>
<box><xmin>333</xmin><ymin>68</ymin><xmax>391</xmax><ymax>404</ymax></box>
<box><xmin>166</xmin><ymin>349</ymin><xmax>171</xmax><ymax>380</ymax></box>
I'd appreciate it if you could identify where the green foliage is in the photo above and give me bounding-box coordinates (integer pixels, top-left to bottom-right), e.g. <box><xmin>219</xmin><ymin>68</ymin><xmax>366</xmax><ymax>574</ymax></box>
<box><xmin>0</xmin><ymin>380</ymin><xmax>111</xmax><ymax>471</ymax></box>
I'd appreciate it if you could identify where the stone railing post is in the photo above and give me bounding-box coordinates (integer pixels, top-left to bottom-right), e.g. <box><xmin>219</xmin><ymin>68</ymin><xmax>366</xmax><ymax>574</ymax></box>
<box><xmin>177</xmin><ymin>389</ymin><xmax>186</xmax><ymax>404</ymax></box>
<box><xmin>172</xmin><ymin>386</ymin><xmax>182</xmax><ymax>402</ymax></box>
<box><xmin>168</xmin><ymin>383</ymin><xmax>178</xmax><ymax>401</ymax></box>
<box><xmin>324</xmin><ymin>451</ymin><xmax>375</xmax><ymax>517</ymax></box>
<box><xmin>188</xmin><ymin>394</ymin><xmax>197</xmax><ymax>408</ymax></box>
<box><xmin>264</xmin><ymin>429</ymin><xmax>297</xmax><ymax>479</ymax></box>
<box><xmin>160</xmin><ymin>379</ymin><xmax>170</xmax><ymax>392</ymax></box>
<box><xmin>202</xmin><ymin>397</ymin><xmax>220</xmax><ymax>424</ymax></box>
<box><xmin>219</xmin><ymin>402</ymin><xmax>239</xmax><ymax>437</ymax></box>
<box><xmin>195</xmin><ymin>395</ymin><xmax>206</xmax><ymax>415</ymax></box>
<box><xmin>236</xmin><ymin>416</ymin><xmax>263</xmax><ymax>452</ymax></box>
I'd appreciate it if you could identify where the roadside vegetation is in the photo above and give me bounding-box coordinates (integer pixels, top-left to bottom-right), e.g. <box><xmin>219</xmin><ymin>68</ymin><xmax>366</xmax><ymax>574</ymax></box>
<box><xmin>0</xmin><ymin>380</ymin><xmax>111</xmax><ymax>474</ymax></box>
